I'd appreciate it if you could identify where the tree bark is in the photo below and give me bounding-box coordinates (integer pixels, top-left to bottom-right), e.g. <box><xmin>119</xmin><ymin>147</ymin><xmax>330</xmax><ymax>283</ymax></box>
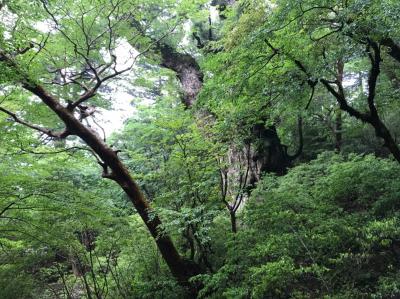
<box><xmin>158</xmin><ymin>44</ymin><xmax>203</xmax><ymax>108</ymax></box>
<box><xmin>157</xmin><ymin>43</ymin><xmax>298</xmax><ymax>176</ymax></box>
<box><xmin>250</xmin><ymin>123</ymin><xmax>292</xmax><ymax>176</ymax></box>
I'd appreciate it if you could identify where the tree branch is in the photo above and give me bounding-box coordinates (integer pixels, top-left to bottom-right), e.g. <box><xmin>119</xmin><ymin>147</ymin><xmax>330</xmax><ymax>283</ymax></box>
<box><xmin>366</xmin><ymin>39</ymin><xmax>381</xmax><ymax>120</ymax></box>
<box><xmin>319</xmin><ymin>78</ymin><xmax>371</xmax><ymax>123</ymax></box>
<box><xmin>0</xmin><ymin>106</ymin><xmax>70</xmax><ymax>138</ymax></box>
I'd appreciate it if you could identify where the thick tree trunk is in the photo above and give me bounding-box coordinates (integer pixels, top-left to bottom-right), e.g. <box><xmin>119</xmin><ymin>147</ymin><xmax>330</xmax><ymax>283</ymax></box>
<box><xmin>152</xmin><ymin>0</ymin><xmax>300</xmax><ymax>234</ymax></box>
<box><xmin>250</xmin><ymin>124</ymin><xmax>292</xmax><ymax>176</ymax></box>
<box><xmin>159</xmin><ymin>44</ymin><xmax>203</xmax><ymax>108</ymax></box>
<box><xmin>157</xmin><ymin>45</ymin><xmax>295</xmax><ymax>176</ymax></box>
<box><xmin>156</xmin><ymin>44</ymin><xmax>301</xmax><ymax>232</ymax></box>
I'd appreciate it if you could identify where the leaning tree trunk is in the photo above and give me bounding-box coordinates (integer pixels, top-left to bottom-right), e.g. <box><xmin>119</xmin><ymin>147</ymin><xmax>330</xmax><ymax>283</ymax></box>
<box><xmin>0</xmin><ymin>44</ymin><xmax>200</xmax><ymax>294</ymax></box>
<box><xmin>22</xmin><ymin>84</ymin><xmax>199</xmax><ymax>293</ymax></box>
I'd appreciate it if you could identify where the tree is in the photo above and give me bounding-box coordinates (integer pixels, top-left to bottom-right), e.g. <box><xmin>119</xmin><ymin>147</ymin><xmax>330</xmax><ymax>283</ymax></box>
<box><xmin>0</xmin><ymin>0</ymin><xmax>198</xmax><ymax>292</ymax></box>
<box><xmin>135</xmin><ymin>1</ymin><xmax>305</xmax><ymax>237</ymax></box>
<box><xmin>113</xmin><ymin>93</ymin><xmax>222</xmax><ymax>271</ymax></box>
<box><xmin>198</xmin><ymin>153</ymin><xmax>400</xmax><ymax>298</ymax></box>
<box><xmin>217</xmin><ymin>0</ymin><xmax>400</xmax><ymax>163</ymax></box>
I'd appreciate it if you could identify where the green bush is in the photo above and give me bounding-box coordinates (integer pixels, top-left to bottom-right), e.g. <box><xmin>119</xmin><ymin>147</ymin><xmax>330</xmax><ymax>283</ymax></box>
<box><xmin>200</xmin><ymin>153</ymin><xmax>400</xmax><ymax>298</ymax></box>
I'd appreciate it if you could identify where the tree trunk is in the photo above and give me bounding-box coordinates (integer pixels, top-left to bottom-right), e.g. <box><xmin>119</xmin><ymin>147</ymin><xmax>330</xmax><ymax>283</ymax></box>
<box><xmin>230</xmin><ymin>210</ymin><xmax>237</xmax><ymax>233</ymax></box>
<box><xmin>23</xmin><ymin>84</ymin><xmax>197</xmax><ymax>290</ymax></box>
<box><xmin>335</xmin><ymin>60</ymin><xmax>344</xmax><ymax>152</ymax></box>
<box><xmin>159</xmin><ymin>44</ymin><xmax>203</xmax><ymax>108</ymax></box>
<box><xmin>157</xmin><ymin>45</ymin><xmax>295</xmax><ymax>177</ymax></box>
<box><xmin>335</xmin><ymin>110</ymin><xmax>342</xmax><ymax>152</ymax></box>
<box><xmin>251</xmin><ymin>124</ymin><xmax>292</xmax><ymax>176</ymax></box>
<box><xmin>372</xmin><ymin>118</ymin><xmax>400</xmax><ymax>162</ymax></box>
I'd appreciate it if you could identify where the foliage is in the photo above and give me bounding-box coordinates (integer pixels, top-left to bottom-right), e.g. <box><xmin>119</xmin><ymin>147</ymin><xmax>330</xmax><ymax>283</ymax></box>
<box><xmin>1</xmin><ymin>0</ymin><xmax>400</xmax><ymax>298</ymax></box>
<box><xmin>198</xmin><ymin>153</ymin><xmax>400</xmax><ymax>298</ymax></box>
<box><xmin>113</xmin><ymin>95</ymin><xmax>226</xmax><ymax>269</ymax></box>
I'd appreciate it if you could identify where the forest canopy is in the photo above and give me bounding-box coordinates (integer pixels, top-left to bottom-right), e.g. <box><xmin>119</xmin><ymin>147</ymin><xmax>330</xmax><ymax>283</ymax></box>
<box><xmin>1</xmin><ymin>0</ymin><xmax>400</xmax><ymax>298</ymax></box>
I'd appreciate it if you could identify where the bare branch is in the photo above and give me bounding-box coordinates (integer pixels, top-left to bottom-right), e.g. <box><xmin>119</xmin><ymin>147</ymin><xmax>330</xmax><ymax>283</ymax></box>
<box><xmin>69</xmin><ymin>22</ymin><xmax>178</xmax><ymax>110</ymax></box>
<box><xmin>266</xmin><ymin>4</ymin><xmax>338</xmax><ymax>34</ymax></box>
<box><xmin>0</xmin><ymin>106</ymin><xmax>70</xmax><ymax>138</ymax></box>
<box><xmin>13</xmin><ymin>145</ymin><xmax>93</xmax><ymax>156</ymax></box>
